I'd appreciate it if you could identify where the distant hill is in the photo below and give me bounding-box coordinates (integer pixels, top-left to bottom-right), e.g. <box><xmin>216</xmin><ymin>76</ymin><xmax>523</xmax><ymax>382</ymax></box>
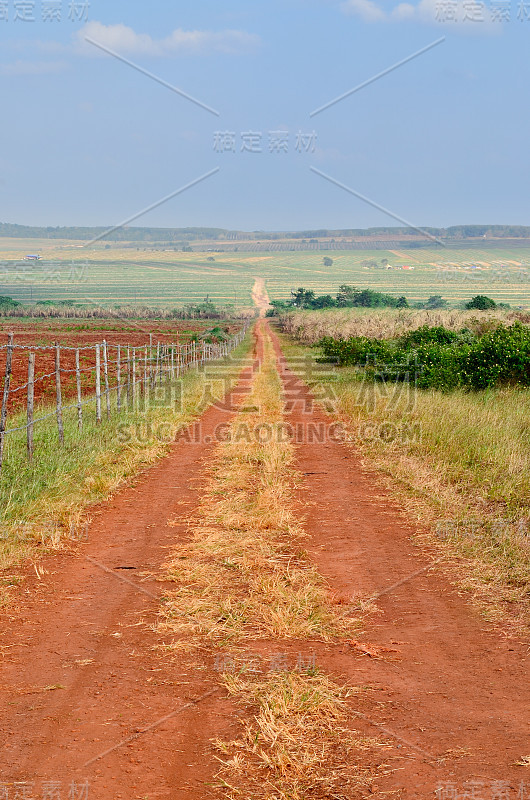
<box><xmin>2</xmin><ymin>222</ymin><xmax>530</xmax><ymax>244</ymax></box>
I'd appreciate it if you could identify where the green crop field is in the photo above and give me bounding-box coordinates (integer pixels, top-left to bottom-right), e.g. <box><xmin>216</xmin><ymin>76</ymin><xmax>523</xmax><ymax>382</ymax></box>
<box><xmin>0</xmin><ymin>239</ymin><xmax>529</xmax><ymax>309</ymax></box>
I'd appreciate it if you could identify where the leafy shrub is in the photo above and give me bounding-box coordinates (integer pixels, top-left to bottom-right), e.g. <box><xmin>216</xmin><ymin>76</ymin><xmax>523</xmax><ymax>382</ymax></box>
<box><xmin>399</xmin><ymin>325</ymin><xmax>460</xmax><ymax>348</ymax></box>
<box><xmin>318</xmin><ymin>335</ymin><xmax>395</xmax><ymax>366</ymax></box>
<box><xmin>412</xmin><ymin>343</ymin><xmax>470</xmax><ymax>391</ymax></box>
<box><xmin>461</xmin><ymin>322</ymin><xmax>530</xmax><ymax>389</ymax></box>
<box><xmin>317</xmin><ymin>323</ymin><xmax>530</xmax><ymax>391</ymax></box>
<box><xmin>466</xmin><ymin>295</ymin><xmax>497</xmax><ymax>310</ymax></box>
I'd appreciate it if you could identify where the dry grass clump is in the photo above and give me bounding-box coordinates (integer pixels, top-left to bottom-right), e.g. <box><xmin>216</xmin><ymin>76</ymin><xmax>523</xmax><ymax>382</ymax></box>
<box><xmin>161</xmin><ymin>335</ymin><xmax>357</xmax><ymax>649</ymax></box>
<box><xmin>280</xmin><ymin>307</ymin><xmax>529</xmax><ymax>344</ymax></box>
<box><xmin>214</xmin><ymin>669</ymin><xmax>377</xmax><ymax>800</ymax></box>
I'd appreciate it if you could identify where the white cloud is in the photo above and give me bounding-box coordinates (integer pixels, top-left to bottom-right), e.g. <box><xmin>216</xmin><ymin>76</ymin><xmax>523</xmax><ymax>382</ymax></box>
<box><xmin>75</xmin><ymin>21</ymin><xmax>261</xmax><ymax>57</ymax></box>
<box><xmin>341</xmin><ymin>0</ymin><xmax>501</xmax><ymax>27</ymax></box>
<box><xmin>0</xmin><ymin>59</ymin><xmax>66</xmax><ymax>76</ymax></box>
<box><xmin>341</xmin><ymin>0</ymin><xmax>387</xmax><ymax>21</ymax></box>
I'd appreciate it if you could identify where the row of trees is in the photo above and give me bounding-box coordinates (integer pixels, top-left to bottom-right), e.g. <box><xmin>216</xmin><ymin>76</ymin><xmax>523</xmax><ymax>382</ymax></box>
<box><xmin>267</xmin><ymin>287</ymin><xmax>505</xmax><ymax>315</ymax></box>
<box><xmin>268</xmin><ymin>285</ymin><xmax>410</xmax><ymax>314</ymax></box>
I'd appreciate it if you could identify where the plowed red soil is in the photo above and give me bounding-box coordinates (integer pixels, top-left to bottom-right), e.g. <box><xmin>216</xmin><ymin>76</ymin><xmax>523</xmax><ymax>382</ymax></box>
<box><xmin>0</xmin><ymin>321</ymin><xmax>528</xmax><ymax>800</ymax></box>
<box><xmin>0</xmin><ymin>320</ymin><xmax>237</xmax><ymax>412</ymax></box>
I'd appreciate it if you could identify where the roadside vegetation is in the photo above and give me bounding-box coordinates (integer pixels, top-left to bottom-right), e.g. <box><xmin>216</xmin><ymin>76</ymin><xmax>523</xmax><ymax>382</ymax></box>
<box><xmin>318</xmin><ymin>321</ymin><xmax>530</xmax><ymax>390</ymax></box>
<box><xmin>0</xmin><ymin>296</ymin><xmax>251</xmax><ymax>320</ymax></box>
<box><xmin>160</xmin><ymin>329</ymin><xmax>378</xmax><ymax>799</ymax></box>
<box><xmin>267</xmin><ymin>284</ymin><xmax>513</xmax><ymax>315</ymax></box>
<box><xmin>280</xmin><ymin>305</ymin><xmax>530</xmax><ymax>344</ymax></box>
<box><xmin>277</xmin><ymin>311</ymin><xmax>530</xmax><ymax>630</ymax></box>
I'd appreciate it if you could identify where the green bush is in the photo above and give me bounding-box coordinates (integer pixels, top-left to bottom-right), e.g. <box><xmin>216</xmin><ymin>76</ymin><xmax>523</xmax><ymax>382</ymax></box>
<box><xmin>317</xmin><ymin>323</ymin><xmax>530</xmax><ymax>392</ymax></box>
<box><xmin>399</xmin><ymin>325</ymin><xmax>460</xmax><ymax>349</ymax></box>
<box><xmin>412</xmin><ymin>343</ymin><xmax>469</xmax><ymax>391</ymax></box>
<box><xmin>462</xmin><ymin>322</ymin><xmax>530</xmax><ymax>389</ymax></box>
<box><xmin>318</xmin><ymin>335</ymin><xmax>395</xmax><ymax>366</ymax></box>
<box><xmin>466</xmin><ymin>295</ymin><xmax>497</xmax><ymax>310</ymax></box>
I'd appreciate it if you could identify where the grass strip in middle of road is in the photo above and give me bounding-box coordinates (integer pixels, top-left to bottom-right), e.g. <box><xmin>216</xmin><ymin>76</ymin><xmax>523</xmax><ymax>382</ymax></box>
<box><xmin>160</xmin><ymin>327</ymin><xmax>380</xmax><ymax>799</ymax></box>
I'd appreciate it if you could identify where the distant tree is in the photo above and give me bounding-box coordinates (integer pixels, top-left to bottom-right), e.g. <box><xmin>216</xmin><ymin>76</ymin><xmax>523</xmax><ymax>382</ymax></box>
<box><xmin>396</xmin><ymin>296</ymin><xmax>409</xmax><ymax>308</ymax></box>
<box><xmin>323</xmin><ymin>257</ymin><xmax>333</xmax><ymax>267</ymax></box>
<box><xmin>465</xmin><ymin>295</ymin><xmax>497</xmax><ymax>310</ymax></box>
<box><xmin>425</xmin><ymin>295</ymin><xmax>448</xmax><ymax>309</ymax></box>
<box><xmin>336</xmin><ymin>285</ymin><xmax>359</xmax><ymax>307</ymax></box>
<box><xmin>292</xmin><ymin>287</ymin><xmax>316</xmax><ymax>308</ymax></box>
<box><xmin>312</xmin><ymin>294</ymin><xmax>336</xmax><ymax>309</ymax></box>
<box><xmin>381</xmin><ymin>258</ymin><xmax>389</xmax><ymax>267</ymax></box>
<box><xmin>0</xmin><ymin>296</ymin><xmax>20</xmax><ymax>307</ymax></box>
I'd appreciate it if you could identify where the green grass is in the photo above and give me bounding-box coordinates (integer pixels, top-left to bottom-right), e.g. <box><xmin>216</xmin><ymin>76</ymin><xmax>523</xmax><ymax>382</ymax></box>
<box><xmin>1</xmin><ymin>241</ymin><xmax>529</xmax><ymax>309</ymax></box>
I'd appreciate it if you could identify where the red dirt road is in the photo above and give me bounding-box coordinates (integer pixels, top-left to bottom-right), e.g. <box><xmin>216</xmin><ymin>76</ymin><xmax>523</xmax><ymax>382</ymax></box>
<box><xmin>0</xmin><ymin>321</ymin><xmax>528</xmax><ymax>800</ymax></box>
<box><xmin>0</xmin><ymin>344</ymin><xmax>259</xmax><ymax>799</ymax></box>
<box><xmin>269</xmin><ymin>322</ymin><xmax>530</xmax><ymax>799</ymax></box>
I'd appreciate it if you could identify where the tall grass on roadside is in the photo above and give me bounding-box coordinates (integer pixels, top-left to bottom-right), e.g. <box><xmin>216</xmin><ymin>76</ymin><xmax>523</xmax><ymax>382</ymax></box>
<box><xmin>280</xmin><ymin>307</ymin><xmax>530</xmax><ymax>345</ymax></box>
<box><xmin>280</xmin><ymin>332</ymin><xmax>530</xmax><ymax>626</ymax></box>
<box><xmin>0</xmin><ymin>337</ymin><xmax>250</xmax><ymax>589</ymax></box>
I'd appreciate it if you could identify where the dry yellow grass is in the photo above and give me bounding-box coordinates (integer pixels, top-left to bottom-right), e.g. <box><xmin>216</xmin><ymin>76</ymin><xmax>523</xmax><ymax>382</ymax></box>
<box><xmin>214</xmin><ymin>670</ymin><xmax>377</xmax><ymax>800</ymax></box>
<box><xmin>160</xmin><ymin>328</ymin><xmax>376</xmax><ymax>799</ymax></box>
<box><xmin>281</xmin><ymin>307</ymin><xmax>530</xmax><ymax>344</ymax></box>
<box><xmin>160</xmin><ymin>334</ymin><xmax>357</xmax><ymax>651</ymax></box>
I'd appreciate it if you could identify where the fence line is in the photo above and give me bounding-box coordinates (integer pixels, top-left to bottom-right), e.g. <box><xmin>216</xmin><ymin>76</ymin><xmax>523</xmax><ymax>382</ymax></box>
<box><xmin>0</xmin><ymin>325</ymin><xmax>249</xmax><ymax>471</ymax></box>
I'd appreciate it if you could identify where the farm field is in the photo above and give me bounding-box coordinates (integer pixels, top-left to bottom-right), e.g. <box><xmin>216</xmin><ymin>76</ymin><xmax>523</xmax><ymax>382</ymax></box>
<box><xmin>0</xmin><ymin>319</ymin><xmax>239</xmax><ymax>412</ymax></box>
<box><xmin>1</xmin><ymin>240</ymin><xmax>530</xmax><ymax>308</ymax></box>
<box><xmin>0</xmin><ymin>320</ymin><xmax>528</xmax><ymax>800</ymax></box>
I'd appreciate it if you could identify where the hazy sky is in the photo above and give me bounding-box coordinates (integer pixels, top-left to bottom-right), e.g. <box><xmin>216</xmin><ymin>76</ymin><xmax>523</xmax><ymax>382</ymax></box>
<box><xmin>0</xmin><ymin>0</ymin><xmax>528</xmax><ymax>231</ymax></box>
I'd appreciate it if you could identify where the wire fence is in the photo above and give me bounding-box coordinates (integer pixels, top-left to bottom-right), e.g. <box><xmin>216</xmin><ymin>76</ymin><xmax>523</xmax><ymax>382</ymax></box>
<box><xmin>0</xmin><ymin>325</ymin><xmax>249</xmax><ymax>471</ymax></box>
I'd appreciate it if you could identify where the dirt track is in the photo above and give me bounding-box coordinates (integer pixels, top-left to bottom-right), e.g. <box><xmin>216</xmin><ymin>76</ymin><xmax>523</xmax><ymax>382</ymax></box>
<box><xmin>0</xmin><ymin>321</ymin><xmax>528</xmax><ymax>799</ymax></box>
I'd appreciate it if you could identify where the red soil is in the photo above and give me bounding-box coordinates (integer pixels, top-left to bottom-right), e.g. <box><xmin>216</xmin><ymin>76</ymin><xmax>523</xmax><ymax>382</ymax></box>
<box><xmin>0</xmin><ymin>322</ymin><xmax>527</xmax><ymax>800</ymax></box>
<box><xmin>0</xmin><ymin>321</ymin><xmax>238</xmax><ymax>413</ymax></box>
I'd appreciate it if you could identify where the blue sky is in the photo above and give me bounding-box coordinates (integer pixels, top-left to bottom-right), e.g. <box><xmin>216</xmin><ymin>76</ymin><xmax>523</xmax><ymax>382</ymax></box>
<box><xmin>0</xmin><ymin>0</ymin><xmax>528</xmax><ymax>230</ymax></box>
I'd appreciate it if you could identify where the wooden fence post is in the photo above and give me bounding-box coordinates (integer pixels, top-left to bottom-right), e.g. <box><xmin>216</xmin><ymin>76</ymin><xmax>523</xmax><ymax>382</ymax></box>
<box><xmin>0</xmin><ymin>333</ymin><xmax>14</xmax><ymax>473</ymax></box>
<box><xmin>95</xmin><ymin>344</ymin><xmax>102</xmax><ymax>425</ymax></box>
<box><xmin>55</xmin><ymin>342</ymin><xmax>64</xmax><ymax>445</ymax></box>
<box><xmin>132</xmin><ymin>348</ymin><xmax>137</xmax><ymax>410</ymax></box>
<box><xmin>156</xmin><ymin>342</ymin><xmax>161</xmax><ymax>387</ymax></box>
<box><xmin>103</xmin><ymin>340</ymin><xmax>111</xmax><ymax>420</ymax></box>
<box><xmin>27</xmin><ymin>352</ymin><xmax>35</xmax><ymax>462</ymax></box>
<box><xmin>144</xmin><ymin>346</ymin><xmax>148</xmax><ymax>408</ymax></box>
<box><xmin>117</xmin><ymin>345</ymin><xmax>122</xmax><ymax>413</ymax></box>
<box><xmin>75</xmin><ymin>348</ymin><xmax>83</xmax><ymax>430</ymax></box>
<box><xmin>127</xmin><ymin>346</ymin><xmax>132</xmax><ymax>409</ymax></box>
